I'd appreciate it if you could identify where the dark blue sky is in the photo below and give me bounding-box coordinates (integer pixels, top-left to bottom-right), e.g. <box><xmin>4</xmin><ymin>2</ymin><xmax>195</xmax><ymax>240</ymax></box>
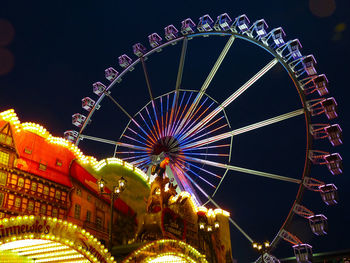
<box><xmin>1</xmin><ymin>1</ymin><xmax>349</xmax><ymax>262</ymax></box>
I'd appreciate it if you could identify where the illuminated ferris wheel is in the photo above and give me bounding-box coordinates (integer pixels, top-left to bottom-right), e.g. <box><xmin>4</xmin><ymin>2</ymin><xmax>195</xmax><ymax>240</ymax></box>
<box><xmin>65</xmin><ymin>13</ymin><xmax>343</xmax><ymax>261</ymax></box>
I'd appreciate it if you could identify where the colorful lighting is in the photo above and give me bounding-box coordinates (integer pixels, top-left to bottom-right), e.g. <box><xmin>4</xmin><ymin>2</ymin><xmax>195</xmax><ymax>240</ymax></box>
<box><xmin>0</xmin><ymin>216</ymin><xmax>117</xmax><ymax>263</ymax></box>
<box><xmin>0</xmin><ymin>109</ymin><xmax>149</xmax><ymax>186</ymax></box>
<box><xmin>124</xmin><ymin>239</ymin><xmax>208</xmax><ymax>263</ymax></box>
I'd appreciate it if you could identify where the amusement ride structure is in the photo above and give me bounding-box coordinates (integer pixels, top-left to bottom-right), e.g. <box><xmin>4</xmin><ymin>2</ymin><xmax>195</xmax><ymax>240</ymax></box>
<box><xmin>64</xmin><ymin>13</ymin><xmax>343</xmax><ymax>262</ymax></box>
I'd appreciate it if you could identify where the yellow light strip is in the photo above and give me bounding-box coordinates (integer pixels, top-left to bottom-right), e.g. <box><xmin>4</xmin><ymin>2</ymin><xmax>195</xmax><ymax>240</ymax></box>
<box><xmin>0</xmin><ymin>215</ymin><xmax>117</xmax><ymax>263</ymax></box>
<box><xmin>0</xmin><ymin>240</ymin><xmax>87</xmax><ymax>263</ymax></box>
<box><xmin>0</xmin><ymin>109</ymin><xmax>149</xmax><ymax>186</ymax></box>
<box><xmin>0</xmin><ymin>239</ymin><xmax>53</xmax><ymax>251</ymax></box>
<box><xmin>145</xmin><ymin>252</ymin><xmax>198</xmax><ymax>263</ymax></box>
<box><xmin>124</xmin><ymin>239</ymin><xmax>208</xmax><ymax>263</ymax></box>
<box><xmin>10</xmin><ymin>242</ymin><xmax>63</xmax><ymax>253</ymax></box>
<box><xmin>18</xmin><ymin>245</ymin><xmax>71</xmax><ymax>256</ymax></box>
<box><xmin>21</xmin><ymin>250</ymin><xmax>83</xmax><ymax>259</ymax></box>
<box><xmin>35</xmin><ymin>253</ymin><xmax>86</xmax><ymax>263</ymax></box>
<box><xmin>169</xmin><ymin>192</ymin><xmax>230</xmax><ymax>218</ymax></box>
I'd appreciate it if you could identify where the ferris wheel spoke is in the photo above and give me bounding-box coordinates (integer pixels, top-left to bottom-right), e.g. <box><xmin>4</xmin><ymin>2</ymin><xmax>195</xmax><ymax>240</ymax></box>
<box><xmin>131</xmin><ymin>117</ymin><xmax>157</xmax><ymax>145</ymax></box>
<box><xmin>122</xmin><ymin>154</ymin><xmax>149</xmax><ymax>162</ymax></box>
<box><xmin>160</xmin><ymin>96</ymin><xmax>164</xmax><ymax>137</ymax></box>
<box><xmin>187</xmin><ymin>162</ymin><xmax>222</xmax><ymax>179</ymax></box>
<box><xmin>105</xmin><ymin>91</ymin><xmax>157</xmax><ymax>144</ymax></box>
<box><xmin>169</xmin><ymin>91</ymin><xmax>187</xmax><ymax>136</ymax></box>
<box><xmin>179</xmin><ymin>58</ymin><xmax>279</xmax><ymax>141</ymax></box>
<box><xmin>139</xmin><ymin>110</ymin><xmax>159</xmax><ymax>142</ymax></box>
<box><xmin>175</xmin><ymin>38</ymin><xmax>188</xmax><ymax>93</ymax></box>
<box><xmin>164</xmin><ymin>94</ymin><xmax>170</xmax><ymax>136</ymax></box>
<box><xmin>209</xmin><ymin>198</ymin><xmax>255</xmax><ymax>244</ymax></box>
<box><xmin>170</xmin><ymin>163</ymin><xmax>202</xmax><ymax>205</ymax></box>
<box><xmin>130</xmin><ymin>156</ymin><xmax>151</xmax><ymax>167</ymax></box>
<box><xmin>181</xmin><ymin>109</ymin><xmax>305</xmax><ymax>150</ymax></box>
<box><xmin>179</xmin><ymin>165</ymin><xmax>254</xmax><ymax>243</ymax></box>
<box><xmin>170</xmin><ymin>38</ymin><xmax>189</xmax><ymax>131</ymax></box>
<box><xmin>181</xmin><ymin>121</ymin><xmax>228</xmax><ymax>147</ymax></box>
<box><xmin>140</xmin><ymin>57</ymin><xmax>154</xmax><ymax>101</ymax></box>
<box><xmin>168</xmin><ymin>92</ymin><xmax>179</xmax><ymax>136</ymax></box>
<box><xmin>186</xmin><ymin>156</ymin><xmax>302</xmax><ymax>184</ymax></box>
<box><xmin>171</xmin><ymin>92</ymin><xmax>195</xmax><ymax>137</ymax></box>
<box><xmin>221</xmin><ymin>58</ymin><xmax>278</xmax><ymax>108</ymax></box>
<box><xmin>181</xmin><ymin>131</ymin><xmax>231</xmax><ymax>150</ymax></box>
<box><xmin>176</xmin><ymin>98</ymin><xmax>214</xmax><ymax>141</ymax></box>
<box><xmin>127</xmin><ymin>126</ymin><xmax>151</xmax><ymax>145</ymax></box>
<box><xmin>211</xmin><ymin>168</ymin><xmax>230</xmax><ymax>198</ymax></box>
<box><xmin>186</xmin><ymin>168</ymin><xmax>217</xmax><ymax>189</ymax></box>
<box><xmin>231</xmin><ymin>108</ymin><xmax>305</xmax><ymax>135</ymax></box>
<box><xmin>122</xmin><ymin>134</ymin><xmax>149</xmax><ymax>147</ymax></box>
<box><xmin>105</xmin><ymin>92</ymin><xmax>134</xmax><ymax>120</ymax></box>
<box><xmin>183</xmin><ymin>152</ymin><xmax>229</xmax><ymax>157</ymax></box>
<box><xmin>115</xmin><ymin>151</ymin><xmax>145</xmax><ymax>154</ymax></box>
<box><xmin>151</xmin><ymin>101</ymin><xmax>162</xmax><ymax>139</ymax></box>
<box><xmin>117</xmin><ymin>142</ymin><xmax>149</xmax><ymax>151</ymax></box>
<box><xmin>79</xmin><ymin>134</ymin><xmax>118</xmax><ymax>145</ymax></box>
<box><xmin>174</xmin><ymin>35</ymin><xmax>235</xmax><ymax>135</ymax></box>
<box><xmin>182</xmin><ymin>144</ymin><xmax>230</xmax><ymax>151</ymax></box>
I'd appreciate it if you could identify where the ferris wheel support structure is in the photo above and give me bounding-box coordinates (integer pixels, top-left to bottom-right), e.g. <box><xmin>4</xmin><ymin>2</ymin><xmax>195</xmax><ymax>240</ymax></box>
<box><xmin>66</xmin><ymin>13</ymin><xmax>342</xmax><ymax>261</ymax></box>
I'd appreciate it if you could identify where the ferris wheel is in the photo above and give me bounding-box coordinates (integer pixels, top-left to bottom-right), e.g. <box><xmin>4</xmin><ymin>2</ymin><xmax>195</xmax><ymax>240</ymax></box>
<box><xmin>65</xmin><ymin>13</ymin><xmax>343</xmax><ymax>261</ymax></box>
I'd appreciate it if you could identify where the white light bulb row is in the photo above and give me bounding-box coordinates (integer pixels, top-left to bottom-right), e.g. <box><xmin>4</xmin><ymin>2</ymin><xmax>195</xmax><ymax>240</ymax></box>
<box><xmin>18</xmin><ymin>245</ymin><xmax>70</xmax><ymax>256</ymax></box>
<box><xmin>34</xmin><ymin>253</ymin><xmax>86</xmax><ymax>263</ymax></box>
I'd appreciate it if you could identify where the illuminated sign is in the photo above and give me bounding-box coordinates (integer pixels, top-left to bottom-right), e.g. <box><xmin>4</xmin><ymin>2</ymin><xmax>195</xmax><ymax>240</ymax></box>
<box><xmin>123</xmin><ymin>239</ymin><xmax>208</xmax><ymax>263</ymax></box>
<box><xmin>0</xmin><ymin>215</ymin><xmax>116</xmax><ymax>263</ymax></box>
<box><xmin>161</xmin><ymin>208</ymin><xmax>186</xmax><ymax>240</ymax></box>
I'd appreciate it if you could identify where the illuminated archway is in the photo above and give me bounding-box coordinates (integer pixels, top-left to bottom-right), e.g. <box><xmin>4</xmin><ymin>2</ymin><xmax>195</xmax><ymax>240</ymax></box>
<box><xmin>0</xmin><ymin>215</ymin><xmax>116</xmax><ymax>263</ymax></box>
<box><xmin>123</xmin><ymin>239</ymin><xmax>208</xmax><ymax>263</ymax></box>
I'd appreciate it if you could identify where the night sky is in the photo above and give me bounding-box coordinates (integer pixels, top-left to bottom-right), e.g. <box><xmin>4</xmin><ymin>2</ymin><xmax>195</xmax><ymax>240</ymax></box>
<box><xmin>1</xmin><ymin>1</ymin><xmax>349</xmax><ymax>262</ymax></box>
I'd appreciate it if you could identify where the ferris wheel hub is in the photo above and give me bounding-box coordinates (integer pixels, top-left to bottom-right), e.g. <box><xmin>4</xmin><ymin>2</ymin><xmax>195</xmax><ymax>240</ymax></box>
<box><xmin>151</xmin><ymin>136</ymin><xmax>179</xmax><ymax>157</ymax></box>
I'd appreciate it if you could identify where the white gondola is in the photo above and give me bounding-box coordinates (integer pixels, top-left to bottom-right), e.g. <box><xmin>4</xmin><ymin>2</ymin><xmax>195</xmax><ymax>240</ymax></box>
<box><xmin>293</xmin><ymin>244</ymin><xmax>313</xmax><ymax>263</ymax></box>
<box><xmin>325</xmin><ymin>124</ymin><xmax>343</xmax><ymax>146</ymax></box>
<box><xmin>251</xmin><ymin>19</ymin><xmax>268</xmax><ymax>38</ymax></box>
<box><xmin>133</xmin><ymin>43</ymin><xmax>147</xmax><ymax>57</ymax></box>
<box><xmin>321</xmin><ymin>97</ymin><xmax>338</xmax><ymax>119</ymax></box>
<box><xmin>319</xmin><ymin>184</ymin><xmax>338</xmax><ymax>205</ymax></box>
<box><xmin>105</xmin><ymin>67</ymin><xmax>120</xmax><ymax>82</ymax></box>
<box><xmin>287</xmin><ymin>39</ymin><xmax>302</xmax><ymax>59</ymax></box>
<box><xmin>313</xmin><ymin>74</ymin><xmax>329</xmax><ymax>96</ymax></box>
<box><xmin>270</xmin><ymin>27</ymin><xmax>286</xmax><ymax>47</ymax></box>
<box><xmin>299</xmin><ymin>74</ymin><xmax>328</xmax><ymax>96</ymax></box>
<box><xmin>214</xmin><ymin>13</ymin><xmax>232</xmax><ymax>31</ymax></box>
<box><xmin>302</xmin><ymin>55</ymin><xmax>317</xmax><ymax>76</ymax></box>
<box><xmin>64</xmin><ymin>130</ymin><xmax>78</xmax><ymax>143</ymax></box>
<box><xmin>164</xmin><ymin>25</ymin><xmax>179</xmax><ymax>41</ymax></box>
<box><xmin>181</xmin><ymin>18</ymin><xmax>196</xmax><ymax>35</ymax></box>
<box><xmin>236</xmin><ymin>14</ymin><xmax>250</xmax><ymax>32</ymax></box>
<box><xmin>81</xmin><ymin>97</ymin><xmax>95</xmax><ymax>111</ymax></box>
<box><xmin>72</xmin><ymin>113</ymin><xmax>86</xmax><ymax>128</ymax></box>
<box><xmin>92</xmin><ymin>82</ymin><xmax>106</xmax><ymax>96</ymax></box>
<box><xmin>309</xmin><ymin>123</ymin><xmax>343</xmax><ymax>147</ymax></box>
<box><xmin>308</xmin><ymin>214</ymin><xmax>328</xmax><ymax>235</ymax></box>
<box><xmin>307</xmin><ymin>97</ymin><xmax>338</xmax><ymax>120</ymax></box>
<box><xmin>324</xmin><ymin>153</ymin><xmax>343</xmax><ymax>175</ymax></box>
<box><xmin>197</xmin><ymin>14</ymin><xmax>214</xmax><ymax>32</ymax></box>
<box><xmin>148</xmin><ymin>33</ymin><xmax>162</xmax><ymax>49</ymax></box>
<box><xmin>118</xmin><ymin>54</ymin><xmax>133</xmax><ymax>69</ymax></box>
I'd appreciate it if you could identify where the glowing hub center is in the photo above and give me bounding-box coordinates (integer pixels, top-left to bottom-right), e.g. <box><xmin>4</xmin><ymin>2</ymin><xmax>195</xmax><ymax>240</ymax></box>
<box><xmin>151</xmin><ymin>136</ymin><xmax>179</xmax><ymax>156</ymax></box>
